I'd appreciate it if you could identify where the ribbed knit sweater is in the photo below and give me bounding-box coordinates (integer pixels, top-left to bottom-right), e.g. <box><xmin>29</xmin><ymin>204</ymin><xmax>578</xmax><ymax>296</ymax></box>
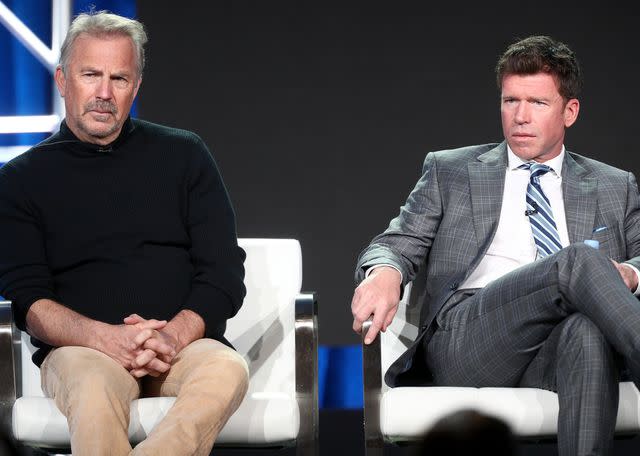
<box><xmin>0</xmin><ymin>117</ymin><xmax>246</xmax><ymax>365</ymax></box>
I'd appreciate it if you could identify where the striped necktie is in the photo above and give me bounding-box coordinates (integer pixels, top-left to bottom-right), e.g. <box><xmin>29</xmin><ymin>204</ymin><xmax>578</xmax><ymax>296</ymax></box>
<box><xmin>519</xmin><ymin>163</ymin><xmax>563</xmax><ymax>258</ymax></box>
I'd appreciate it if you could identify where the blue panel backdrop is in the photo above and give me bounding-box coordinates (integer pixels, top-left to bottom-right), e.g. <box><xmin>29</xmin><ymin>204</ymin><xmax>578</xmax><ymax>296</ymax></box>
<box><xmin>0</xmin><ymin>0</ymin><xmax>51</xmax><ymax>148</ymax></box>
<box><xmin>0</xmin><ymin>0</ymin><xmax>363</xmax><ymax>409</ymax></box>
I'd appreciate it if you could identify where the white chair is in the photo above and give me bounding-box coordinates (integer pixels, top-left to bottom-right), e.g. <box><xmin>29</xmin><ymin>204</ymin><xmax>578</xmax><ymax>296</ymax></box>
<box><xmin>0</xmin><ymin>238</ymin><xmax>318</xmax><ymax>455</ymax></box>
<box><xmin>361</xmin><ymin>280</ymin><xmax>640</xmax><ymax>455</ymax></box>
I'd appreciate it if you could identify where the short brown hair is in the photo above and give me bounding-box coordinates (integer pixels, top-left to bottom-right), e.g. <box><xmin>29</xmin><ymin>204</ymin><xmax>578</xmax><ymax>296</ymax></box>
<box><xmin>495</xmin><ymin>35</ymin><xmax>582</xmax><ymax>100</ymax></box>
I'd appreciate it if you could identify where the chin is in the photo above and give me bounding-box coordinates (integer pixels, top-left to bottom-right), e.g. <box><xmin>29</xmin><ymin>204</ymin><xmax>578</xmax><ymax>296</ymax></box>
<box><xmin>81</xmin><ymin>122</ymin><xmax>118</xmax><ymax>140</ymax></box>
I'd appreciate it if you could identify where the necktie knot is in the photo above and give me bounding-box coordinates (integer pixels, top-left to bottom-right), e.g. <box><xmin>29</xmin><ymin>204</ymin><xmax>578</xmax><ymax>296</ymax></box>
<box><xmin>519</xmin><ymin>163</ymin><xmax>552</xmax><ymax>183</ymax></box>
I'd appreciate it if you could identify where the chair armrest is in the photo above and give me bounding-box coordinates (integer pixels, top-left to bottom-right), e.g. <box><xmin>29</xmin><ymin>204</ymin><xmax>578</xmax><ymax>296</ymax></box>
<box><xmin>295</xmin><ymin>292</ymin><xmax>318</xmax><ymax>455</ymax></box>
<box><xmin>362</xmin><ymin>319</ymin><xmax>384</xmax><ymax>455</ymax></box>
<box><xmin>0</xmin><ymin>301</ymin><xmax>18</xmax><ymax>434</ymax></box>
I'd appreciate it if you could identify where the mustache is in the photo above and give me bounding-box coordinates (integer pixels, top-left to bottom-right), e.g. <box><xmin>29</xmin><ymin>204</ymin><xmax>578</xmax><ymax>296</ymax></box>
<box><xmin>84</xmin><ymin>100</ymin><xmax>117</xmax><ymax>115</ymax></box>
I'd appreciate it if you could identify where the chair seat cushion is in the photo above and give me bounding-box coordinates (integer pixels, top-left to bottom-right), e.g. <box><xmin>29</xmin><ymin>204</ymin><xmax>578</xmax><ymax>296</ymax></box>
<box><xmin>380</xmin><ymin>382</ymin><xmax>640</xmax><ymax>442</ymax></box>
<box><xmin>13</xmin><ymin>393</ymin><xmax>299</xmax><ymax>449</ymax></box>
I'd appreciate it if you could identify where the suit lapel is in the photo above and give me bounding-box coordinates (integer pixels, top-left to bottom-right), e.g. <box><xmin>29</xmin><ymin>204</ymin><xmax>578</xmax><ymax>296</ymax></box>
<box><xmin>468</xmin><ymin>143</ymin><xmax>508</xmax><ymax>250</ymax></box>
<box><xmin>562</xmin><ymin>152</ymin><xmax>597</xmax><ymax>243</ymax></box>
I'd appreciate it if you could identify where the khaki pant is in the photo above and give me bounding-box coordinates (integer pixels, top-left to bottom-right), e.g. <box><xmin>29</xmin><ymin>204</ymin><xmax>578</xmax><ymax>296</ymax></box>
<box><xmin>41</xmin><ymin>338</ymin><xmax>249</xmax><ymax>456</ymax></box>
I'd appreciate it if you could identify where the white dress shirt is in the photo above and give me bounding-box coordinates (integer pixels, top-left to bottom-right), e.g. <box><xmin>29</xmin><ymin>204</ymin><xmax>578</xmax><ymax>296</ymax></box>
<box><xmin>460</xmin><ymin>146</ymin><xmax>569</xmax><ymax>289</ymax></box>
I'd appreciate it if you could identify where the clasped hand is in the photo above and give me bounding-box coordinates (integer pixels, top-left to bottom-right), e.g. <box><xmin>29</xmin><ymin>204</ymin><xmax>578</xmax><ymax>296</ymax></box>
<box><xmin>103</xmin><ymin>314</ymin><xmax>179</xmax><ymax>378</ymax></box>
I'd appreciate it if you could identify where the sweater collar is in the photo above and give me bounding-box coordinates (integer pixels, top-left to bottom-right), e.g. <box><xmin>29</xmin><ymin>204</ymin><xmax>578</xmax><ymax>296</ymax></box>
<box><xmin>58</xmin><ymin>117</ymin><xmax>136</xmax><ymax>153</ymax></box>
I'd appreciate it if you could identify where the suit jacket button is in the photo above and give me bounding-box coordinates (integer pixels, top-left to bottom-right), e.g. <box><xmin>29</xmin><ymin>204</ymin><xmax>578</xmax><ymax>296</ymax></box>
<box><xmin>450</xmin><ymin>282</ymin><xmax>458</xmax><ymax>290</ymax></box>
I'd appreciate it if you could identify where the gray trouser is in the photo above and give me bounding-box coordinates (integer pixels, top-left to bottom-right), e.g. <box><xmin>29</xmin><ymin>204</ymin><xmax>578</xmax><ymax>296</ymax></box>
<box><xmin>426</xmin><ymin>243</ymin><xmax>640</xmax><ymax>456</ymax></box>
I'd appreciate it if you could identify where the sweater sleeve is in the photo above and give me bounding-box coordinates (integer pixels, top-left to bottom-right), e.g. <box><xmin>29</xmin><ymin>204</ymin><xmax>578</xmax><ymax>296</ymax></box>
<box><xmin>181</xmin><ymin>136</ymin><xmax>246</xmax><ymax>339</ymax></box>
<box><xmin>0</xmin><ymin>164</ymin><xmax>58</xmax><ymax>331</ymax></box>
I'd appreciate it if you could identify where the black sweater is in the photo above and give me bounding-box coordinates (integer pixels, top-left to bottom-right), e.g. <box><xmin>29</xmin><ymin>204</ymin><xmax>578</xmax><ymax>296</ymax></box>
<box><xmin>0</xmin><ymin>118</ymin><xmax>246</xmax><ymax>365</ymax></box>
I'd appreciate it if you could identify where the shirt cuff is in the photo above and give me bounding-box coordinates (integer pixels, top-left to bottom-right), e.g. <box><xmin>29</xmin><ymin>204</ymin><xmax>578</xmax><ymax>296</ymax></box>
<box><xmin>624</xmin><ymin>262</ymin><xmax>640</xmax><ymax>296</ymax></box>
<box><xmin>365</xmin><ymin>264</ymin><xmax>403</xmax><ymax>282</ymax></box>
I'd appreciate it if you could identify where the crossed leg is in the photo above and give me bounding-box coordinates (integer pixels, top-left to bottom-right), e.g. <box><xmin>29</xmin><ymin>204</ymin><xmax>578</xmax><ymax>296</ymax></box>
<box><xmin>426</xmin><ymin>243</ymin><xmax>640</xmax><ymax>455</ymax></box>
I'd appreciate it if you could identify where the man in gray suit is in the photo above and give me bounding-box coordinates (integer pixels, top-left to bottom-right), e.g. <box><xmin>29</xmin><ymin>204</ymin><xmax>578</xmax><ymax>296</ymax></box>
<box><xmin>352</xmin><ymin>35</ymin><xmax>640</xmax><ymax>456</ymax></box>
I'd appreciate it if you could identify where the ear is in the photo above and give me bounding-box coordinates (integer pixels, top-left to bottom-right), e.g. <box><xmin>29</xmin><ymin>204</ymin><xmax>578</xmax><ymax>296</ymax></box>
<box><xmin>563</xmin><ymin>98</ymin><xmax>580</xmax><ymax>128</ymax></box>
<box><xmin>54</xmin><ymin>66</ymin><xmax>66</xmax><ymax>97</ymax></box>
<box><xmin>132</xmin><ymin>77</ymin><xmax>142</xmax><ymax>100</ymax></box>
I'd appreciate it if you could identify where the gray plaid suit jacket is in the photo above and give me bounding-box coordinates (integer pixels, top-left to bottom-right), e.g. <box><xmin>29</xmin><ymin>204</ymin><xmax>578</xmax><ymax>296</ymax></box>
<box><xmin>356</xmin><ymin>141</ymin><xmax>640</xmax><ymax>387</ymax></box>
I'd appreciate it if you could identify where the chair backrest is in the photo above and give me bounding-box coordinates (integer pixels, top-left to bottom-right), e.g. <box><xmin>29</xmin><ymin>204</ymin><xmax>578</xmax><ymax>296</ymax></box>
<box><xmin>19</xmin><ymin>238</ymin><xmax>303</xmax><ymax>400</ymax></box>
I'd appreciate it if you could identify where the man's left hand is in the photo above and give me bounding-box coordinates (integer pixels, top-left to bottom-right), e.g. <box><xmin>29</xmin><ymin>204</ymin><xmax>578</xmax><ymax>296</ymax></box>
<box><xmin>612</xmin><ymin>260</ymin><xmax>639</xmax><ymax>292</ymax></box>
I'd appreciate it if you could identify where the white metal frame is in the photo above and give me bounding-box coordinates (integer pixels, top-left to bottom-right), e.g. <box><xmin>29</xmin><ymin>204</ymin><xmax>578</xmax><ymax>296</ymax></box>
<box><xmin>0</xmin><ymin>0</ymin><xmax>71</xmax><ymax>160</ymax></box>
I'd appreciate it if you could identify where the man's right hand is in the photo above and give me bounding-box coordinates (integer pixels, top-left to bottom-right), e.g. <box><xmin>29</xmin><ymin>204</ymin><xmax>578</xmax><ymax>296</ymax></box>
<box><xmin>351</xmin><ymin>266</ymin><xmax>402</xmax><ymax>344</ymax></box>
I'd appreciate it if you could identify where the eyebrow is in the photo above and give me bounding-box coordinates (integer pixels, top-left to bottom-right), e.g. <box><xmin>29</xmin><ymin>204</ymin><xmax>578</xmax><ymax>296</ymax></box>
<box><xmin>79</xmin><ymin>66</ymin><xmax>101</xmax><ymax>73</ymax></box>
<box><xmin>78</xmin><ymin>67</ymin><xmax>132</xmax><ymax>78</ymax></box>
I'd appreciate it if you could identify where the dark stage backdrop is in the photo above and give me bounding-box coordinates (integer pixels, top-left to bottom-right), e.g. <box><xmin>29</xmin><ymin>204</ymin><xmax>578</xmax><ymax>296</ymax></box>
<box><xmin>137</xmin><ymin>3</ymin><xmax>640</xmax><ymax>346</ymax></box>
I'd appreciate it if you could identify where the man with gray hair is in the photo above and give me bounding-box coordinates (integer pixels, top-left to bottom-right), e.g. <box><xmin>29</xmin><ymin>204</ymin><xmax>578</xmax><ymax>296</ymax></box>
<box><xmin>0</xmin><ymin>11</ymin><xmax>248</xmax><ymax>456</ymax></box>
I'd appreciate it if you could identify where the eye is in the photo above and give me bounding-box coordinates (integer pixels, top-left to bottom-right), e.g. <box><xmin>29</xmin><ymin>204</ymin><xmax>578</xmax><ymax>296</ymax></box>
<box><xmin>112</xmin><ymin>76</ymin><xmax>129</xmax><ymax>88</ymax></box>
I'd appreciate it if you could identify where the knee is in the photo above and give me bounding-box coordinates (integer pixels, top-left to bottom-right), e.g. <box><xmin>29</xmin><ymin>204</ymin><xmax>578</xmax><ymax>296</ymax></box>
<box><xmin>182</xmin><ymin>339</ymin><xmax>249</xmax><ymax>389</ymax></box>
<box><xmin>563</xmin><ymin>242</ymin><xmax>602</xmax><ymax>262</ymax></box>
<box><xmin>559</xmin><ymin>314</ymin><xmax>613</xmax><ymax>361</ymax></box>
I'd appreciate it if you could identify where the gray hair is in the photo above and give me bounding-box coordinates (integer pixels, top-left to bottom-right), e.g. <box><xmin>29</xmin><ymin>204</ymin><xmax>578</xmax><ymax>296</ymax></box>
<box><xmin>59</xmin><ymin>11</ymin><xmax>148</xmax><ymax>79</ymax></box>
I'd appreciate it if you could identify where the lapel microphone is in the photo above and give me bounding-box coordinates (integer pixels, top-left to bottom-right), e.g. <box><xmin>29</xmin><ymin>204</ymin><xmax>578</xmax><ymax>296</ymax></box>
<box><xmin>524</xmin><ymin>202</ymin><xmax>538</xmax><ymax>216</ymax></box>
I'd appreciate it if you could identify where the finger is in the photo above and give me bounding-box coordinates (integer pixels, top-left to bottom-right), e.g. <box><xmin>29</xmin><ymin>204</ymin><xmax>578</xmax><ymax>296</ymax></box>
<box><xmin>352</xmin><ymin>317</ymin><xmax>363</xmax><ymax>333</ymax></box>
<box><xmin>133</xmin><ymin>328</ymin><xmax>156</xmax><ymax>347</ymax></box>
<box><xmin>382</xmin><ymin>306</ymin><xmax>398</xmax><ymax>331</ymax></box>
<box><xmin>364</xmin><ymin>320</ymin><xmax>381</xmax><ymax>345</ymax></box>
<box><xmin>158</xmin><ymin>353</ymin><xmax>174</xmax><ymax>364</ymax></box>
<box><xmin>124</xmin><ymin>313</ymin><xmax>144</xmax><ymax>324</ymax></box>
<box><xmin>132</xmin><ymin>348</ymin><xmax>157</xmax><ymax>369</ymax></box>
<box><xmin>135</xmin><ymin>319</ymin><xmax>167</xmax><ymax>331</ymax></box>
<box><xmin>351</xmin><ymin>298</ymin><xmax>367</xmax><ymax>333</ymax></box>
<box><xmin>355</xmin><ymin>304</ymin><xmax>376</xmax><ymax>327</ymax></box>
<box><xmin>130</xmin><ymin>368</ymin><xmax>150</xmax><ymax>378</ymax></box>
<box><xmin>146</xmin><ymin>357</ymin><xmax>171</xmax><ymax>374</ymax></box>
<box><xmin>366</xmin><ymin>306</ymin><xmax>390</xmax><ymax>343</ymax></box>
<box><xmin>352</xmin><ymin>309</ymin><xmax>371</xmax><ymax>333</ymax></box>
<box><xmin>143</xmin><ymin>338</ymin><xmax>176</xmax><ymax>357</ymax></box>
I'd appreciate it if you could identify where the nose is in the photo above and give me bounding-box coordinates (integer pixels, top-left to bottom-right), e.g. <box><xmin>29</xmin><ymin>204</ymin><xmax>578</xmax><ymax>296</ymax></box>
<box><xmin>95</xmin><ymin>77</ymin><xmax>114</xmax><ymax>100</ymax></box>
<box><xmin>514</xmin><ymin>102</ymin><xmax>530</xmax><ymax>124</ymax></box>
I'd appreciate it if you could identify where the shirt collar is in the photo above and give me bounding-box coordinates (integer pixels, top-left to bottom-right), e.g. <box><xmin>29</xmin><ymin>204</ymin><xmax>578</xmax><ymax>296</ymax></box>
<box><xmin>507</xmin><ymin>144</ymin><xmax>565</xmax><ymax>177</ymax></box>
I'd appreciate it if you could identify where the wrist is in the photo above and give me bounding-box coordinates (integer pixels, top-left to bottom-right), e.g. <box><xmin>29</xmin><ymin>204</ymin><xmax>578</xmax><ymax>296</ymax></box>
<box><xmin>91</xmin><ymin>321</ymin><xmax>116</xmax><ymax>353</ymax></box>
<box><xmin>165</xmin><ymin>310</ymin><xmax>205</xmax><ymax>352</ymax></box>
<box><xmin>370</xmin><ymin>265</ymin><xmax>400</xmax><ymax>277</ymax></box>
<box><xmin>161</xmin><ymin>323</ymin><xmax>184</xmax><ymax>352</ymax></box>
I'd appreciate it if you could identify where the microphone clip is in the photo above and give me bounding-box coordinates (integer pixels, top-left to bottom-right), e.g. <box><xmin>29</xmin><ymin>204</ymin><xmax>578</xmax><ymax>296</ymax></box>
<box><xmin>524</xmin><ymin>202</ymin><xmax>538</xmax><ymax>216</ymax></box>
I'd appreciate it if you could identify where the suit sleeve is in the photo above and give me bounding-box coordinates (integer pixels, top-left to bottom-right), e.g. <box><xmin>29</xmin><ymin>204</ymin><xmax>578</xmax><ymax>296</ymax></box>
<box><xmin>355</xmin><ymin>152</ymin><xmax>443</xmax><ymax>286</ymax></box>
<box><xmin>181</xmin><ymin>136</ymin><xmax>246</xmax><ymax>339</ymax></box>
<box><xmin>623</xmin><ymin>171</ymin><xmax>640</xmax><ymax>270</ymax></box>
